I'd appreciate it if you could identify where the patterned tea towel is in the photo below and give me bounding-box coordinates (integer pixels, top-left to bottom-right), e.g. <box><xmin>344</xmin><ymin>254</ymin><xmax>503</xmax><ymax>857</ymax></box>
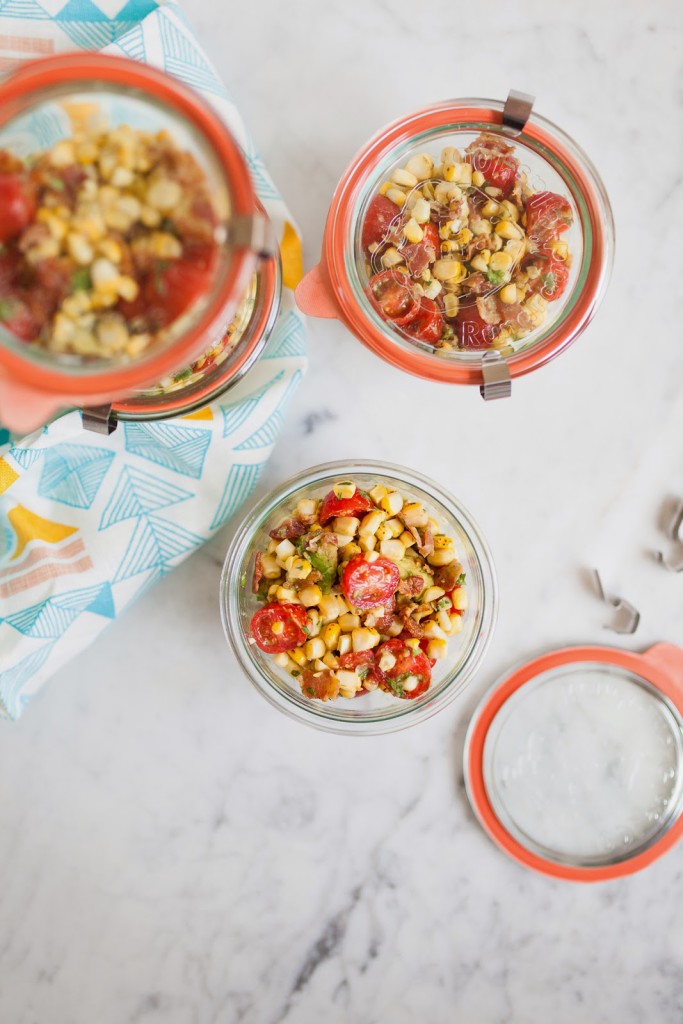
<box><xmin>0</xmin><ymin>0</ymin><xmax>307</xmax><ymax>719</ymax></box>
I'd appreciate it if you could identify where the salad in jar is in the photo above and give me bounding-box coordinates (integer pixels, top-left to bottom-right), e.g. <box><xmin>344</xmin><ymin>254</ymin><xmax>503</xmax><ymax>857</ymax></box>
<box><xmin>248</xmin><ymin>480</ymin><xmax>468</xmax><ymax>702</ymax></box>
<box><xmin>361</xmin><ymin>132</ymin><xmax>574</xmax><ymax>353</ymax></box>
<box><xmin>0</xmin><ymin>110</ymin><xmax>222</xmax><ymax>360</ymax></box>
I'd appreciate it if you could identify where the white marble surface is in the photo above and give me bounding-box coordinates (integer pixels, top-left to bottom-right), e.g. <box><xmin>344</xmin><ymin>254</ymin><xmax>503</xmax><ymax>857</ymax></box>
<box><xmin>2</xmin><ymin>1</ymin><xmax>683</xmax><ymax>1021</ymax></box>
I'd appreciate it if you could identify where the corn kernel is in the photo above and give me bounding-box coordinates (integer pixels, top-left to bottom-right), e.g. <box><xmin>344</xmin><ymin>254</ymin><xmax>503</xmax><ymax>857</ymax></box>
<box><xmin>358</xmin><ymin>509</ymin><xmax>387</xmax><ymax>537</ymax></box>
<box><xmin>499</xmin><ymin>284</ymin><xmax>518</xmax><ymax>304</ymax></box>
<box><xmin>451</xmin><ymin>588</ymin><xmax>469</xmax><ymax>611</ymax></box>
<box><xmin>427</xmin><ymin>638</ymin><xmax>448</xmax><ymax>661</ymax></box>
<box><xmin>351</xmin><ymin>627</ymin><xmax>380</xmax><ymax>652</ymax></box>
<box><xmin>369</xmin><ymin>484</ymin><xmax>388</xmax><ymax>503</ymax></box>
<box><xmin>275</xmin><ymin>586</ymin><xmax>298</xmax><ymax>602</ymax></box>
<box><xmin>549</xmin><ymin>240</ymin><xmax>569</xmax><ymax>260</ymax></box>
<box><xmin>333</xmin><ymin>480</ymin><xmax>356</xmax><ymax>500</ymax></box>
<box><xmin>498</xmin><ymin>199</ymin><xmax>520</xmax><ymax>223</ymax></box>
<box><xmin>422</xmin><ymin>586</ymin><xmax>446</xmax><ymax>604</ymax></box>
<box><xmin>495</xmin><ymin>219</ymin><xmax>523</xmax><ymax>240</ymax></box>
<box><xmin>471</xmin><ymin>219</ymin><xmax>492</xmax><ymax>237</ymax></box>
<box><xmin>405</xmin><ymin>153</ymin><xmax>434</xmax><ymax>181</ymax></box>
<box><xmin>449</xmin><ymin>613</ymin><xmax>463</xmax><ymax>635</ymax></box>
<box><xmin>401</xmin><ymin>502</ymin><xmax>429</xmax><ymax>528</ymax></box>
<box><xmin>318</xmin><ymin>595</ymin><xmax>341</xmax><ymax>622</ymax></box>
<box><xmin>337</xmin><ymin>670</ymin><xmax>362</xmax><ymax>697</ymax></box>
<box><xmin>410</xmin><ymin>196</ymin><xmax>431</xmax><ymax>224</ymax></box>
<box><xmin>472</xmin><ymin>170</ymin><xmax>485</xmax><ymax>187</ymax></box>
<box><xmin>359</xmin><ymin>535</ymin><xmax>377</xmax><ymax>553</ymax></box>
<box><xmin>338</xmin><ymin>634</ymin><xmax>352</xmax><ymax>657</ymax></box>
<box><xmin>481</xmin><ymin>199</ymin><xmax>500</xmax><ymax>218</ymax></box>
<box><xmin>489</xmin><ymin>251</ymin><xmax>514</xmax><ymax>272</ymax></box>
<box><xmin>379</xmin><ymin>538</ymin><xmax>405</xmax><ymax>561</ymax></box>
<box><xmin>381</xmin><ymin>246</ymin><xmax>404</xmax><ymax>269</ymax></box>
<box><xmin>470</xmin><ymin>250</ymin><xmax>491</xmax><ymax>273</ymax></box>
<box><xmin>427</xmin><ymin>548</ymin><xmax>458</xmax><ymax>567</ymax></box>
<box><xmin>289</xmin><ymin>647</ymin><xmax>307</xmax><ymax>666</ymax></box>
<box><xmin>433</xmin><ymin>259</ymin><xmax>464</xmax><ymax>282</ymax></box>
<box><xmin>339</xmin><ymin>613</ymin><xmax>361</xmax><ymax>631</ymax></box>
<box><xmin>275</xmin><ymin>539</ymin><xmax>296</xmax><ymax>561</ymax></box>
<box><xmin>391</xmin><ymin>167</ymin><xmax>418</xmax><ymax>189</ymax></box>
<box><xmin>322</xmin><ymin>623</ymin><xmax>341</xmax><ymax>650</ymax></box>
<box><xmin>443</xmin><ymin>293</ymin><xmax>459</xmax><ymax>318</ymax></box>
<box><xmin>303</xmin><ymin>637</ymin><xmax>325</xmax><ymax>661</ymax></box>
<box><xmin>385</xmin><ymin>187</ymin><xmax>407</xmax><ymax>207</ymax></box>
<box><xmin>299</xmin><ymin>585</ymin><xmax>322</xmax><ymax>607</ymax></box>
<box><xmin>402</xmin><ymin>218</ymin><xmax>424</xmax><ymax>245</ymax></box>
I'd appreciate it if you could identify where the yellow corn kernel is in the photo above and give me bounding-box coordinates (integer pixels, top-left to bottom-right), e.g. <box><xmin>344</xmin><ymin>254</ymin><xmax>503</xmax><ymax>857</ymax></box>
<box><xmin>498</xmin><ymin>199</ymin><xmax>520</xmax><ymax>223</ymax></box>
<box><xmin>423</xmin><ymin>280</ymin><xmax>442</xmax><ymax>301</ymax></box>
<box><xmin>304</xmin><ymin>637</ymin><xmax>326</xmax><ymax>661</ymax></box>
<box><xmin>49</xmin><ymin>140</ymin><xmax>76</xmax><ymax>168</ymax></box>
<box><xmin>427</xmin><ymin>638</ymin><xmax>448</xmax><ymax>661</ymax></box>
<box><xmin>405</xmin><ymin>153</ymin><xmax>434</xmax><ymax>181</ymax></box>
<box><xmin>549</xmin><ymin>240</ymin><xmax>569</xmax><ymax>260</ymax></box>
<box><xmin>379</xmin><ymin>181</ymin><xmax>394</xmax><ymax>196</ymax></box>
<box><xmin>379</xmin><ymin>538</ymin><xmax>405</xmax><ymax>561</ymax></box>
<box><xmin>481</xmin><ymin>199</ymin><xmax>500</xmax><ymax>218</ymax></box>
<box><xmin>380</xmin><ymin>491</ymin><xmax>403</xmax><ymax>517</ymax></box>
<box><xmin>422</xmin><ymin>620</ymin><xmax>447</xmax><ymax>641</ymax></box>
<box><xmin>405</xmin><ymin>638</ymin><xmax>421</xmax><ymax>652</ymax></box>
<box><xmin>338</xmin><ymin>670</ymin><xmax>362</xmax><ymax>698</ymax></box>
<box><xmin>489</xmin><ymin>251</ymin><xmax>514</xmax><ymax>273</ymax></box>
<box><xmin>455</xmin><ymin>227</ymin><xmax>473</xmax><ymax>246</ymax></box>
<box><xmin>443</xmin><ymin>293</ymin><xmax>459</xmax><ymax>319</ymax></box>
<box><xmin>340</xmin><ymin>542</ymin><xmax>362</xmax><ymax>561</ymax></box>
<box><xmin>453</xmin><ymin>162</ymin><xmax>473</xmax><ymax>185</ymax></box>
<box><xmin>449</xmin><ymin>613</ymin><xmax>464</xmax><ymax>635</ymax></box>
<box><xmin>298</xmin><ymin>585</ymin><xmax>323</xmax><ymax>608</ymax></box>
<box><xmin>495</xmin><ymin>219</ymin><xmax>523</xmax><ymax>241</ymax></box>
<box><xmin>422</xmin><ymin>586</ymin><xmax>446</xmax><ymax>604</ymax></box>
<box><xmin>275</xmin><ymin>586</ymin><xmax>298</xmax><ymax>603</ymax></box>
<box><xmin>333</xmin><ymin>480</ymin><xmax>356</xmax><ymax>500</ymax></box>
<box><xmin>470</xmin><ymin>250</ymin><xmax>491</xmax><ymax>273</ymax></box>
<box><xmin>391</xmin><ymin>167</ymin><xmax>418</xmax><ymax>189</ymax></box>
<box><xmin>150</xmin><ymin>232</ymin><xmax>182</xmax><ymax>259</ymax></box>
<box><xmin>381</xmin><ymin>246</ymin><xmax>404</xmax><ymax>269</ymax></box>
<box><xmin>378</xmin><ymin>648</ymin><xmax>397</xmax><ymax>673</ymax></box>
<box><xmin>433</xmin><ymin>535</ymin><xmax>453</xmax><ymax>551</ymax></box>
<box><xmin>434</xmin><ymin>181</ymin><xmax>463</xmax><ymax>205</ymax></box>
<box><xmin>401</xmin><ymin>502</ymin><xmax>429</xmax><ymax>528</ymax></box>
<box><xmin>451</xmin><ymin>588</ymin><xmax>469</xmax><ymax>612</ymax></box>
<box><xmin>338</xmin><ymin>633</ymin><xmax>353</xmax><ymax>657</ymax></box>
<box><xmin>95</xmin><ymin>315</ymin><xmax>129</xmax><ymax>353</ymax></box>
<box><xmin>432</xmin><ymin>259</ymin><xmax>464</xmax><ymax>282</ymax></box>
<box><xmin>333</xmin><ymin>516</ymin><xmax>360</xmax><ymax>537</ymax></box>
<box><xmin>471</xmin><ymin>219</ymin><xmax>492</xmax><ymax>237</ymax></box>
<box><xmin>322</xmin><ymin>652</ymin><xmax>339</xmax><ymax>670</ymax></box>
<box><xmin>146</xmin><ymin>177</ymin><xmax>183</xmax><ymax>212</ymax></box>
<box><xmin>402</xmin><ymin>218</ymin><xmax>424</xmax><ymax>245</ymax></box>
<box><xmin>318</xmin><ymin>594</ymin><xmax>341</xmax><ymax>623</ymax></box>
<box><xmin>383</xmin><ymin>518</ymin><xmax>404</xmax><ymax>538</ymax></box>
<box><xmin>351</xmin><ymin>627</ymin><xmax>380</xmax><ymax>653</ymax></box>
<box><xmin>472</xmin><ymin>170</ymin><xmax>485</xmax><ymax>187</ymax></box>
<box><xmin>289</xmin><ymin>647</ymin><xmax>307</xmax><ymax>666</ymax></box>
<box><xmin>398</xmin><ymin>530</ymin><xmax>415</xmax><ymax>548</ymax></box>
<box><xmin>442</xmin><ymin>161</ymin><xmax>457</xmax><ymax>182</ymax></box>
<box><xmin>410</xmin><ymin>196</ymin><xmax>431</xmax><ymax>224</ymax></box>
<box><xmin>36</xmin><ymin>208</ymin><xmax>67</xmax><ymax>241</ymax></box>
<box><xmin>275</xmin><ymin>538</ymin><xmax>296</xmax><ymax>561</ymax></box>
<box><xmin>385</xmin><ymin>186</ymin><xmax>407</xmax><ymax>207</ymax></box>
<box><xmin>322</xmin><ymin>623</ymin><xmax>341</xmax><ymax>650</ymax></box>
<box><xmin>499</xmin><ymin>284</ymin><xmax>518</xmax><ymax>305</ymax></box>
<box><xmin>271</xmin><ymin>620</ymin><xmax>285</xmax><ymax>636</ymax></box>
<box><xmin>260</xmin><ymin>554</ymin><xmax>281</xmax><ymax>579</ymax></box>
<box><xmin>288</xmin><ymin>557</ymin><xmax>312</xmax><ymax>581</ymax></box>
<box><xmin>427</xmin><ymin>548</ymin><xmax>458</xmax><ymax>567</ymax></box>
<box><xmin>339</xmin><ymin>613</ymin><xmax>361</xmax><ymax>632</ymax></box>
<box><xmin>359</xmin><ymin>535</ymin><xmax>377</xmax><ymax>552</ymax></box>
<box><xmin>358</xmin><ymin>509</ymin><xmax>387</xmax><ymax>537</ymax></box>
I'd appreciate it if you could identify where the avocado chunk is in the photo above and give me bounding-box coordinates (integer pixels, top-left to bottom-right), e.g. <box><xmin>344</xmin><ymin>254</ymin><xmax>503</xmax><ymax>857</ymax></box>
<box><xmin>306</xmin><ymin>535</ymin><xmax>339</xmax><ymax>595</ymax></box>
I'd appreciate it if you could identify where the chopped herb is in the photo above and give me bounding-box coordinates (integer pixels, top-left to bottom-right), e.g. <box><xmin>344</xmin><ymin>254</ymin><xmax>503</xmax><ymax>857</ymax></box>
<box><xmin>71</xmin><ymin>268</ymin><xmax>92</xmax><ymax>291</ymax></box>
<box><xmin>301</xmin><ymin>625</ymin><xmax>311</xmax><ymax>637</ymax></box>
<box><xmin>542</xmin><ymin>272</ymin><xmax>556</xmax><ymax>291</ymax></box>
<box><xmin>387</xmin><ymin>677</ymin><xmax>405</xmax><ymax>698</ymax></box>
<box><xmin>357</xmin><ymin>666</ymin><xmax>370</xmax><ymax>681</ymax></box>
<box><xmin>291</xmin><ymin>669</ymin><xmax>300</xmax><ymax>678</ymax></box>
<box><xmin>455</xmin><ymin>572</ymin><xmax>467</xmax><ymax>586</ymax></box>
<box><xmin>437</xmin><ymin>597</ymin><xmax>452</xmax><ymax>610</ymax></box>
<box><xmin>46</xmin><ymin>175</ymin><xmax>65</xmax><ymax>192</ymax></box>
<box><xmin>239</xmin><ymin>572</ymin><xmax>247</xmax><ymax>589</ymax></box>
<box><xmin>306</xmin><ymin>686</ymin><xmax>315</xmax><ymax>696</ymax></box>
<box><xmin>152</xmin><ymin>260</ymin><xmax>171</xmax><ymax>296</ymax></box>
<box><xmin>0</xmin><ymin>299</ymin><xmax>13</xmax><ymax>320</ymax></box>
<box><xmin>486</xmin><ymin>268</ymin><xmax>506</xmax><ymax>286</ymax></box>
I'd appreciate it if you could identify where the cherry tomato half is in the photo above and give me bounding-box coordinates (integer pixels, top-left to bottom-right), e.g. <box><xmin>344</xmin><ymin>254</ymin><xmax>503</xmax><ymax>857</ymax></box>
<box><xmin>0</xmin><ymin>174</ymin><xmax>36</xmax><ymax>243</ymax></box>
<box><xmin>401</xmin><ymin>222</ymin><xmax>439</xmax><ymax>277</ymax></box>
<box><xmin>367</xmin><ymin>270</ymin><xmax>420</xmax><ymax>326</ymax></box>
<box><xmin>453</xmin><ymin>300</ymin><xmax>500</xmax><ymax>350</ymax></box>
<box><xmin>377</xmin><ymin>638</ymin><xmax>432</xmax><ymax>699</ymax></box>
<box><xmin>122</xmin><ymin>244</ymin><xmax>219</xmax><ymax>329</ymax></box>
<box><xmin>319</xmin><ymin>487</ymin><xmax>374</xmax><ymax>525</ymax></box>
<box><xmin>362</xmin><ymin>194</ymin><xmax>401</xmax><ymax>250</ymax></box>
<box><xmin>341</xmin><ymin>554</ymin><xmax>400</xmax><ymax>611</ymax></box>
<box><xmin>339</xmin><ymin>650</ymin><xmax>385</xmax><ymax>693</ymax></box>
<box><xmin>403</xmin><ymin>296</ymin><xmax>444</xmax><ymax>345</ymax></box>
<box><xmin>470</xmin><ymin>153</ymin><xmax>517</xmax><ymax>194</ymax></box>
<box><xmin>525</xmin><ymin>191</ymin><xmax>572</xmax><ymax>242</ymax></box>
<box><xmin>535</xmin><ymin>256</ymin><xmax>569</xmax><ymax>301</ymax></box>
<box><xmin>250</xmin><ymin>602</ymin><xmax>308</xmax><ymax>654</ymax></box>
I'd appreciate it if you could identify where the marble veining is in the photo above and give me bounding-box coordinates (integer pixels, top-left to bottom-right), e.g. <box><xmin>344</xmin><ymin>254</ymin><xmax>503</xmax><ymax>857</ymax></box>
<box><xmin>2</xmin><ymin>1</ymin><xmax>683</xmax><ymax>1022</ymax></box>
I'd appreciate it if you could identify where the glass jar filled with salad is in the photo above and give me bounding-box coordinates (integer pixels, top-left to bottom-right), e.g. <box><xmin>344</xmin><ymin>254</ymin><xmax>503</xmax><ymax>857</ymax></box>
<box><xmin>221</xmin><ymin>461</ymin><xmax>497</xmax><ymax>735</ymax></box>
<box><xmin>296</xmin><ymin>92</ymin><xmax>613</xmax><ymax>397</ymax></box>
<box><xmin>0</xmin><ymin>54</ymin><xmax>278</xmax><ymax>432</ymax></box>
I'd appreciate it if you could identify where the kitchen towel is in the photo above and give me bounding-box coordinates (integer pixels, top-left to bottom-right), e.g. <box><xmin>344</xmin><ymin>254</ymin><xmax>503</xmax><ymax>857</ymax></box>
<box><xmin>0</xmin><ymin>0</ymin><xmax>307</xmax><ymax>719</ymax></box>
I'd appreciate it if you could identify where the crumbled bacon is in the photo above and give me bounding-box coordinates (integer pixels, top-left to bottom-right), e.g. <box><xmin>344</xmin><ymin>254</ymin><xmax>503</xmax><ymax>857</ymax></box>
<box><xmin>476</xmin><ymin>295</ymin><xmax>502</xmax><ymax>326</ymax></box>
<box><xmin>293</xmin><ymin>569</ymin><xmax>322</xmax><ymax>592</ymax></box>
<box><xmin>407</xmin><ymin>525</ymin><xmax>434</xmax><ymax>558</ymax></box>
<box><xmin>465</xmin><ymin>272</ymin><xmax>490</xmax><ymax>296</ymax></box>
<box><xmin>307</xmin><ymin>530</ymin><xmax>338</xmax><ymax>551</ymax></box>
<box><xmin>300</xmin><ymin>668</ymin><xmax>340</xmax><ymax>702</ymax></box>
<box><xmin>398</xmin><ymin>576</ymin><xmax>424</xmax><ymax>597</ymax></box>
<box><xmin>399</xmin><ymin>607</ymin><xmax>425</xmax><ymax>638</ymax></box>
<box><xmin>466</xmin><ymin>133</ymin><xmax>515</xmax><ymax>158</ymax></box>
<box><xmin>269</xmin><ymin>514</ymin><xmax>315</xmax><ymax>541</ymax></box>
<box><xmin>498</xmin><ymin>302</ymin><xmax>532</xmax><ymax>334</ymax></box>
<box><xmin>434</xmin><ymin>561</ymin><xmax>463</xmax><ymax>591</ymax></box>
<box><xmin>252</xmin><ymin>551</ymin><xmax>264</xmax><ymax>594</ymax></box>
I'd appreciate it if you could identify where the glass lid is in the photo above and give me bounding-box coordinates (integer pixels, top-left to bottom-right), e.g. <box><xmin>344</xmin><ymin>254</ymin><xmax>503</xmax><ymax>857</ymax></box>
<box><xmin>464</xmin><ymin>644</ymin><xmax>683</xmax><ymax>880</ymax></box>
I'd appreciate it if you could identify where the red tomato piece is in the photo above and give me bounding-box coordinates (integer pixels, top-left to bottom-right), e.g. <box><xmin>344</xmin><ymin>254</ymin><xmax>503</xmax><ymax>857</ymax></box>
<box><xmin>341</xmin><ymin>554</ymin><xmax>400</xmax><ymax>611</ymax></box>
<box><xmin>419</xmin><ymin>638</ymin><xmax>437</xmax><ymax>669</ymax></box>
<box><xmin>470</xmin><ymin>153</ymin><xmax>517</xmax><ymax>194</ymax></box>
<box><xmin>0</xmin><ymin>295</ymin><xmax>39</xmax><ymax>341</ymax></box>
<box><xmin>453</xmin><ymin>300</ymin><xmax>500</xmax><ymax>350</ymax></box>
<box><xmin>367</xmin><ymin>270</ymin><xmax>420</xmax><ymax>326</ymax></box>
<box><xmin>401</xmin><ymin>222</ymin><xmax>439</xmax><ymax>277</ymax></box>
<box><xmin>250</xmin><ymin>602</ymin><xmax>308</xmax><ymax>654</ymax></box>
<box><xmin>339</xmin><ymin>650</ymin><xmax>385</xmax><ymax>693</ymax></box>
<box><xmin>361</xmin><ymin>194</ymin><xmax>401</xmax><ymax>250</ymax></box>
<box><xmin>403</xmin><ymin>296</ymin><xmax>444</xmax><ymax>345</ymax></box>
<box><xmin>137</xmin><ymin>245</ymin><xmax>218</xmax><ymax>328</ymax></box>
<box><xmin>318</xmin><ymin>487</ymin><xmax>374</xmax><ymax>526</ymax></box>
<box><xmin>534</xmin><ymin>255</ymin><xmax>569</xmax><ymax>301</ymax></box>
<box><xmin>0</xmin><ymin>173</ymin><xmax>36</xmax><ymax>243</ymax></box>
<box><xmin>377</xmin><ymin>638</ymin><xmax>432</xmax><ymax>699</ymax></box>
<box><xmin>525</xmin><ymin>191</ymin><xmax>572</xmax><ymax>242</ymax></box>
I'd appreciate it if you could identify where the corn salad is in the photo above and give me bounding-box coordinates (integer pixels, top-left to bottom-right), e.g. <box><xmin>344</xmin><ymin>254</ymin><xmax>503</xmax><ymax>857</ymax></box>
<box><xmin>0</xmin><ymin>112</ymin><xmax>221</xmax><ymax>358</ymax></box>
<box><xmin>361</xmin><ymin>133</ymin><xmax>574</xmax><ymax>353</ymax></box>
<box><xmin>248</xmin><ymin>480</ymin><xmax>468</xmax><ymax>702</ymax></box>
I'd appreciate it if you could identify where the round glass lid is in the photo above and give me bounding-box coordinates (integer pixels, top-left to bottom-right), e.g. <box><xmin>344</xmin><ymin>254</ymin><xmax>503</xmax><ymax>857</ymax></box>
<box><xmin>464</xmin><ymin>645</ymin><xmax>683</xmax><ymax>880</ymax></box>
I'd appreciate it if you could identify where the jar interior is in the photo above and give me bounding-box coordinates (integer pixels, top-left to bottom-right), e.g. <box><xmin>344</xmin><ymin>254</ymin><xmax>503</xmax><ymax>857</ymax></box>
<box><xmin>0</xmin><ymin>84</ymin><xmax>233</xmax><ymax>375</ymax></box>
<box><xmin>349</xmin><ymin>122</ymin><xmax>589</xmax><ymax>366</ymax></box>
<box><xmin>226</xmin><ymin>466</ymin><xmax>495</xmax><ymax>730</ymax></box>
<box><xmin>482</xmin><ymin>663</ymin><xmax>683</xmax><ymax>867</ymax></box>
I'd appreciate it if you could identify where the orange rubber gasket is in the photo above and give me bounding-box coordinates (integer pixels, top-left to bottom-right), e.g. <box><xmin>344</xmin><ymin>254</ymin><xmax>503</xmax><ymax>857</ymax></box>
<box><xmin>465</xmin><ymin>643</ymin><xmax>683</xmax><ymax>882</ymax></box>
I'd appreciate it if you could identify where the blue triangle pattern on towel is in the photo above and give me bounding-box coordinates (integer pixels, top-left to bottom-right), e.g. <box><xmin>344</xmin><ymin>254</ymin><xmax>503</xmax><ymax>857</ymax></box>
<box><xmin>210</xmin><ymin>462</ymin><xmax>263</xmax><ymax>531</ymax></box>
<box><xmin>0</xmin><ymin>0</ymin><xmax>49</xmax><ymax>19</ymax></box>
<box><xmin>245</xmin><ymin>153</ymin><xmax>280</xmax><ymax>201</ymax></box>
<box><xmin>114</xmin><ymin>20</ymin><xmax>145</xmax><ymax>61</ymax></box>
<box><xmin>58</xmin><ymin>18</ymin><xmax>122</xmax><ymax>48</ymax></box>
<box><xmin>116</xmin><ymin>0</ymin><xmax>157</xmax><ymax>18</ymax></box>
<box><xmin>264</xmin><ymin>311</ymin><xmax>307</xmax><ymax>360</ymax></box>
<box><xmin>38</xmin><ymin>444</ymin><xmax>115</xmax><ymax>508</ymax></box>
<box><xmin>220</xmin><ymin>370</ymin><xmax>285</xmax><ymax>439</ymax></box>
<box><xmin>55</xmin><ymin>0</ymin><xmax>109</xmax><ymax>20</ymax></box>
<box><xmin>0</xmin><ymin>642</ymin><xmax>55</xmax><ymax>721</ymax></box>
<box><xmin>158</xmin><ymin>13</ymin><xmax>227</xmax><ymax>98</ymax></box>
<box><xmin>3</xmin><ymin>583</ymin><xmax>115</xmax><ymax>638</ymax></box>
<box><xmin>8</xmin><ymin>446</ymin><xmax>44</xmax><ymax>470</ymax></box>
<box><xmin>99</xmin><ymin>465</ymin><xmax>192</xmax><ymax>529</ymax></box>
<box><xmin>113</xmin><ymin>513</ymin><xmax>203</xmax><ymax>581</ymax></box>
<box><xmin>234</xmin><ymin>369</ymin><xmax>303</xmax><ymax>451</ymax></box>
<box><xmin>123</xmin><ymin>421</ymin><xmax>211</xmax><ymax>479</ymax></box>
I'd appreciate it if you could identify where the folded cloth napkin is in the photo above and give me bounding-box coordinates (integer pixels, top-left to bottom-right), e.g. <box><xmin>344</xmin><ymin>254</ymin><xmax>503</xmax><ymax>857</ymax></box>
<box><xmin>0</xmin><ymin>0</ymin><xmax>307</xmax><ymax>719</ymax></box>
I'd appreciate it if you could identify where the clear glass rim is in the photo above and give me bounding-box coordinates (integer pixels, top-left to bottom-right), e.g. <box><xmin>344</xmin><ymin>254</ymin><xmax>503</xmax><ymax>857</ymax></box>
<box><xmin>220</xmin><ymin>459</ymin><xmax>498</xmax><ymax>736</ymax></box>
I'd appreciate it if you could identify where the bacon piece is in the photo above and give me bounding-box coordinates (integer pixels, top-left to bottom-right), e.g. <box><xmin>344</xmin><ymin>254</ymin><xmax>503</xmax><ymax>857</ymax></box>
<box><xmin>398</xmin><ymin>576</ymin><xmax>424</xmax><ymax>597</ymax></box>
<box><xmin>293</xmin><ymin>569</ymin><xmax>322</xmax><ymax>593</ymax></box>
<box><xmin>407</xmin><ymin>525</ymin><xmax>434</xmax><ymax>558</ymax></box>
<box><xmin>269</xmin><ymin>514</ymin><xmax>315</xmax><ymax>542</ymax></box>
<box><xmin>434</xmin><ymin>561</ymin><xmax>464</xmax><ymax>591</ymax></box>
<box><xmin>466</xmin><ymin>132</ymin><xmax>515</xmax><ymax>158</ymax></box>
<box><xmin>252</xmin><ymin>551</ymin><xmax>264</xmax><ymax>594</ymax></box>
<box><xmin>465</xmin><ymin>272</ymin><xmax>490</xmax><ymax>296</ymax></box>
<box><xmin>399</xmin><ymin>607</ymin><xmax>425</xmax><ymax>638</ymax></box>
<box><xmin>306</xmin><ymin>530</ymin><xmax>338</xmax><ymax>551</ymax></box>
<box><xmin>476</xmin><ymin>295</ymin><xmax>502</xmax><ymax>326</ymax></box>
<box><xmin>300</xmin><ymin>668</ymin><xmax>340</xmax><ymax>702</ymax></box>
<box><xmin>498</xmin><ymin>301</ymin><xmax>532</xmax><ymax>334</ymax></box>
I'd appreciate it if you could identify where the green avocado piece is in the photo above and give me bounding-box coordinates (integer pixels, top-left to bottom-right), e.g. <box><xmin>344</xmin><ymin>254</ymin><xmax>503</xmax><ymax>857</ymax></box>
<box><xmin>397</xmin><ymin>554</ymin><xmax>433</xmax><ymax>596</ymax></box>
<box><xmin>308</xmin><ymin>539</ymin><xmax>338</xmax><ymax>595</ymax></box>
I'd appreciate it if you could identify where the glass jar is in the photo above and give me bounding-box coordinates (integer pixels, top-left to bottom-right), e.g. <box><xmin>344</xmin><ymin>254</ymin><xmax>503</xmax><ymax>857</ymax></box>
<box><xmin>296</xmin><ymin>93</ymin><xmax>613</xmax><ymax>397</ymax></box>
<box><xmin>0</xmin><ymin>53</ymin><xmax>275</xmax><ymax>432</ymax></box>
<box><xmin>220</xmin><ymin>460</ymin><xmax>498</xmax><ymax>735</ymax></box>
